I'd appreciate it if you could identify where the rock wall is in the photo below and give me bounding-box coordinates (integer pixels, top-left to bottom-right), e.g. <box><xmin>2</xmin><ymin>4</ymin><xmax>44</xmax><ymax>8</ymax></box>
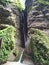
<box><xmin>25</xmin><ymin>0</ymin><xmax>49</xmax><ymax>56</ymax></box>
<box><xmin>26</xmin><ymin>0</ymin><xmax>49</xmax><ymax>36</ymax></box>
<box><xmin>0</xmin><ymin>4</ymin><xmax>21</xmax><ymax>46</ymax></box>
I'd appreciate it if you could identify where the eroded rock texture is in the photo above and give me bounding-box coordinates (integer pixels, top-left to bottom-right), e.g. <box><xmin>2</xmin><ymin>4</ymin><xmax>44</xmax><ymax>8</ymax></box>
<box><xmin>27</xmin><ymin>0</ymin><xmax>49</xmax><ymax>36</ymax></box>
<box><xmin>26</xmin><ymin>0</ymin><xmax>49</xmax><ymax>65</ymax></box>
<box><xmin>0</xmin><ymin>4</ymin><xmax>21</xmax><ymax>46</ymax></box>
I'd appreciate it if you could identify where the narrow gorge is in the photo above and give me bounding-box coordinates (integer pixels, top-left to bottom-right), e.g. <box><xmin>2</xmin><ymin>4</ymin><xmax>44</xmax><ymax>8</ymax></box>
<box><xmin>0</xmin><ymin>0</ymin><xmax>49</xmax><ymax>65</ymax></box>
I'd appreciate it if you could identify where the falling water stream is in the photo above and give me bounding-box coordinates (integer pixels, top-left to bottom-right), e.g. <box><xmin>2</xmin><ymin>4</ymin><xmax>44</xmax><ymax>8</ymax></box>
<box><xmin>20</xmin><ymin>9</ymin><xmax>27</xmax><ymax>48</ymax></box>
<box><xmin>19</xmin><ymin>5</ymin><xmax>27</xmax><ymax>63</ymax></box>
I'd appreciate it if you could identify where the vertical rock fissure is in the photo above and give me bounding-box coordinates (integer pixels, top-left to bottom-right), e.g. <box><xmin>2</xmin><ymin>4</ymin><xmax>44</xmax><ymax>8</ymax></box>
<box><xmin>20</xmin><ymin>8</ymin><xmax>27</xmax><ymax>48</ymax></box>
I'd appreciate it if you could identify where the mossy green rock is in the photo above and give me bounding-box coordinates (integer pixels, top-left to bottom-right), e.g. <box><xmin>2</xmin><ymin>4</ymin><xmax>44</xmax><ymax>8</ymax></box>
<box><xmin>0</xmin><ymin>26</ymin><xmax>16</xmax><ymax>64</ymax></box>
<box><xmin>29</xmin><ymin>28</ymin><xmax>49</xmax><ymax>65</ymax></box>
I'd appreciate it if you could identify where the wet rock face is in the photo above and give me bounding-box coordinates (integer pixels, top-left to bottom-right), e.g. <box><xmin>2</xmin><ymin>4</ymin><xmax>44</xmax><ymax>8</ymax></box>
<box><xmin>28</xmin><ymin>5</ymin><xmax>49</xmax><ymax>27</ymax></box>
<box><xmin>26</xmin><ymin>0</ymin><xmax>49</xmax><ymax>36</ymax></box>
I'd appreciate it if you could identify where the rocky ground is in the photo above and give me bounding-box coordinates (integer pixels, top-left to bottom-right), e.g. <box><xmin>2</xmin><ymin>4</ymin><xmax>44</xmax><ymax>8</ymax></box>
<box><xmin>2</xmin><ymin>47</ymin><xmax>34</xmax><ymax>65</ymax></box>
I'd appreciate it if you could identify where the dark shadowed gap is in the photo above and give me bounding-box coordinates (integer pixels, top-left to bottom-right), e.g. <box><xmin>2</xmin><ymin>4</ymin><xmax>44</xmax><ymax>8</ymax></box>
<box><xmin>19</xmin><ymin>8</ymin><xmax>27</xmax><ymax>48</ymax></box>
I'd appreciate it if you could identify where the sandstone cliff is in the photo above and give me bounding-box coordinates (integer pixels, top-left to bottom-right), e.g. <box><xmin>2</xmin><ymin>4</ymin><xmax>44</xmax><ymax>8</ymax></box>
<box><xmin>26</xmin><ymin>0</ymin><xmax>49</xmax><ymax>36</ymax></box>
<box><xmin>0</xmin><ymin>3</ymin><xmax>21</xmax><ymax>46</ymax></box>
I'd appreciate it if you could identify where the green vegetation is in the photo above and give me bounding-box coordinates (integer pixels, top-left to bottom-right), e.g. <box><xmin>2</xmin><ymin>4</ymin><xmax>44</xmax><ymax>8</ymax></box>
<box><xmin>14</xmin><ymin>0</ymin><xmax>24</xmax><ymax>11</ymax></box>
<box><xmin>0</xmin><ymin>26</ymin><xmax>16</xmax><ymax>64</ymax></box>
<box><xmin>0</xmin><ymin>0</ymin><xmax>24</xmax><ymax>11</ymax></box>
<box><xmin>29</xmin><ymin>28</ymin><xmax>49</xmax><ymax>65</ymax></box>
<box><xmin>38</xmin><ymin>0</ymin><xmax>49</xmax><ymax>5</ymax></box>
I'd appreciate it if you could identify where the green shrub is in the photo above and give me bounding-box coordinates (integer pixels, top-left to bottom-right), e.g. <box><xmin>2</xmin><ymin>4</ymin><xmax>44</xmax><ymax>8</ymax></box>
<box><xmin>14</xmin><ymin>0</ymin><xmax>24</xmax><ymax>11</ymax></box>
<box><xmin>0</xmin><ymin>26</ymin><xmax>16</xmax><ymax>64</ymax></box>
<box><xmin>29</xmin><ymin>28</ymin><xmax>49</xmax><ymax>65</ymax></box>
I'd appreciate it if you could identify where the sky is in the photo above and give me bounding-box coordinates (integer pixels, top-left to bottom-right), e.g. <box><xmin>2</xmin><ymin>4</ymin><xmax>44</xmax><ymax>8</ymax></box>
<box><xmin>20</xmin><ymin>0</ymin><xmax>26</xmax><ymax>9</ymax></box>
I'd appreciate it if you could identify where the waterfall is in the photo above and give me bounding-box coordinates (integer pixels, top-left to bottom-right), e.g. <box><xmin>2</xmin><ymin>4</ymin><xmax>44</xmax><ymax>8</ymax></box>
<box><xmin>20</xmin><ymin>8</ymin><xmax>27</xmax><ymax>48</ymax></box>
<box><xmin>19</xmin><ymin>1</ymin><xmax>27</xmax><ymax>63</ymax></box>
<box><xmin>18</xmin><ymin>49</ymin><xmax>24</xmax><ymax>63</ymax></box>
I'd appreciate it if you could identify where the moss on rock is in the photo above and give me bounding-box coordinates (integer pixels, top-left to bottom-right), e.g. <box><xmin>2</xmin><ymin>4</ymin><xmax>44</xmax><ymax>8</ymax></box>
<box><xmin>29</xmin><ymin>28</ymin><xmax>49</xmax><ymax>65</ymax></box>
<box><xmin>0</xmin><ymin>26</ymin><xmax>16</xmax><ymax>64</ymax></box>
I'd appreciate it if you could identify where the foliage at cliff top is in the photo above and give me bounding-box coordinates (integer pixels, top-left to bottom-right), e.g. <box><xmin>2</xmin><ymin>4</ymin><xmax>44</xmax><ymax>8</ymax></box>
<box><xmin>29</xmin><ymin>28</ymin><xmax>49</xmax><ymax>65</ymax></box>
<box><xmin>0</xmin><ymin>26</ymin><xmax>16</xmax><ymax>64</ymax></box>
<box><xmin>0</xmin><ymin>0</ymin><xmax>24</xmax><ymax>11</ymax></box>
<box><xmin>14</xmin><ymin>0</ymin><xmax>24</xmax><ymax>11</ymax></box>
<box><xmin>38</xmin><ymin>0</ymin><xmax>49</xmax><ymax>5</ymax></box>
